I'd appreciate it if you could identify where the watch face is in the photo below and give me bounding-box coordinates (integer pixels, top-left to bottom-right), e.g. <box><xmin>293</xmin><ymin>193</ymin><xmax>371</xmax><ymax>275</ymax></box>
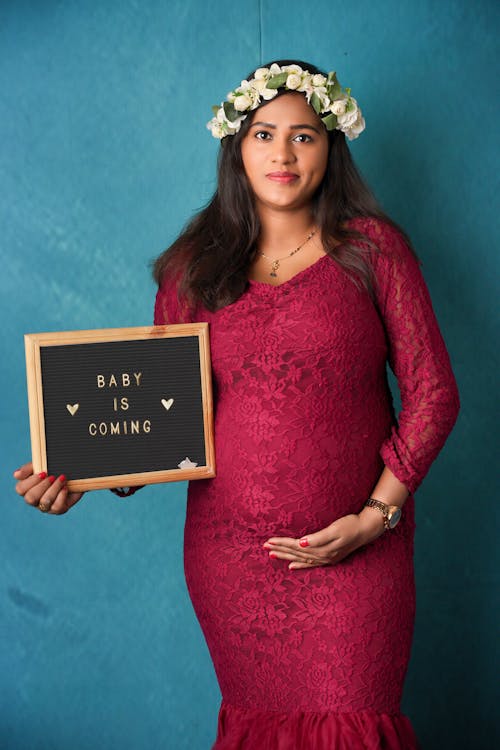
<box><xmin>389</xmin><ymin>508</ymin><xmax>402</xmax><ymax>529</ymax></box>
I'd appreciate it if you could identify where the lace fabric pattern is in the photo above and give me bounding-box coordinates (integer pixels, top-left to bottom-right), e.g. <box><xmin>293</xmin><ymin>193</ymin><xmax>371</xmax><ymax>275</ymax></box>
<box><xmin>154</xmin><ymin>217</ymin><xmax>459</xmax><ymax>749</ymax></box>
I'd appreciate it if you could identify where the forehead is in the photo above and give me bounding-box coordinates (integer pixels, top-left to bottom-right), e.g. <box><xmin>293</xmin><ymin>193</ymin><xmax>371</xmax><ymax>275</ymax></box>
<box><xmin>248</xmin><ymin>92</ymin><xmax>324</xmax><ymax>127</ymax></box>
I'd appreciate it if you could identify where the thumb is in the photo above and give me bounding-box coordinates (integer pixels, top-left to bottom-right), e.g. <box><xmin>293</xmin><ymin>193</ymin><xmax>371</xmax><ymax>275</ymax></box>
<box><xmin>299</xmin><ymin>521</ymin><xmax>338</xmax><ymax>549</ymax></box>
<box><xmin>13</xmin><ymin>462</ymin><xmax>34</xmax><ymax>480</ymax></box>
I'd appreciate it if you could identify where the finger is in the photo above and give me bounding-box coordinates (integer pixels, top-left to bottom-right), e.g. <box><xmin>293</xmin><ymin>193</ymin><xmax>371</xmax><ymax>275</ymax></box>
<box><xmin>65</xmin><ymin>491</ymin><xmax>84</xmax><ymax>511</ymax></box>
<box><xmin>22</xmin><ymin>475</ymin><xmax>52</xmax><ymax>506</ymax></box>
<box><xmin>13</xmin><ymin>462</ymin><xmax>34</xmax><ymax>480</ymax></box>
<box><xmin>266</xmin><ymin>543</ymin><xmax>323</xmax><ymax>562</ymax></box>
<box><xmin>289</xmin><ymin>557</ymin><xmax>330</xmax><ymax>570</ymax></box>
<box><xmin>47</xmin><ymin>487</ymin><xmax>70</xmax><ymax>514</ymax></box>
<box><xmin>265</xmin><ymin>536</ymin><xmax>300</xmax><ymax>548</ymax></box>
<box><xmin>15</xmin><ymin>471</ymin><xmax>48</xmax><ymax>498</ymax></box>
<box><xmin>37</xmin><ymin>475</ymin><xmax>67</xmax><ymax>513</ymax></box>
<box><xmin>297</xmin><ymin>524</ymin><xmax>340</xmax><ymax>549</ymax></box>
<box><xmin>264</xmin><ymin>541</ymin><xmax>303</xmax><ymax>554</ymax></box>
<box><xmin>49</xmin><ymin>487</ymin><xmax>84</xmax><ymax>515</ymax></box>
<box><xmin>268</xmin><ymin>549</ymin><xmax>329</xmax><ymax>566</ymax></box>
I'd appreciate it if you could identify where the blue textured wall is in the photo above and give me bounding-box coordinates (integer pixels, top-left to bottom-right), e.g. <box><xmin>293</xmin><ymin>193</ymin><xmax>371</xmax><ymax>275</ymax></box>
<box><xmin>2</xmin><ymin>1</ymin><xmax>498</xmax><ymax>748</ymax></box>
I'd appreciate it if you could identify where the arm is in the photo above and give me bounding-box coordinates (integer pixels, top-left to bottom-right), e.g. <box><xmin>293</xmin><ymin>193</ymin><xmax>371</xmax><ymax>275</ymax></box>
<box><xmin>366</xmin><ymin>218</ymin><xmax>461</xmax><ymax>495</ymax></box>
<box><xmin>264</xmin><ymin>219</ymin><xmax>460</xmax><ymax>567</ymax></box>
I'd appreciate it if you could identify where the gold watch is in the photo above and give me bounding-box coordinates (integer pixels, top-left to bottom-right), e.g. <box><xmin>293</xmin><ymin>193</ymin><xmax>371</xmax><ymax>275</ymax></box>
<box><xmin>364</xmin><ymin>498</ymin><xmax>402</xmax><ymax>531</ymax></box>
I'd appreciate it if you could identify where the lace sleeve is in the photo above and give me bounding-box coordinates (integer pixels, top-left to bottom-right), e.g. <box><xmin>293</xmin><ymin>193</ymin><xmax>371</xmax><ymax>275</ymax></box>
<box><xmin>153</xmin><ymin>270</ymin><xmax>192</xmax><ymax>325</ymax></box>
<box><xmin>358</xmin><ymin>218</ymin><xmax>460</xmax><ymax>494</ymax></box>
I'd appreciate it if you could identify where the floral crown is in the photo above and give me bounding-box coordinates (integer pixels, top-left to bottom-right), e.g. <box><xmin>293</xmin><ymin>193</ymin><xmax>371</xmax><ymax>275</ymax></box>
<box><xmin>207</xmin><ymin>63</ymin><xmax>365</xmax><ymax>141</ymax></box>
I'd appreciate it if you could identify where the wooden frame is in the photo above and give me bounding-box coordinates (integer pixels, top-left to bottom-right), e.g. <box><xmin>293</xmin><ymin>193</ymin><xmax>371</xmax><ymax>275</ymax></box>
<box><xmin>24</xmin><ymin>324</ymin><xmax>215</xmax><ymax>491</ymax></box>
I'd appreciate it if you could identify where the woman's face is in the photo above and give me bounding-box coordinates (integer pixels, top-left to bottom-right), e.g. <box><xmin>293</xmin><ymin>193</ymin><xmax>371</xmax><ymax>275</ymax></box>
<box><xmin>240</xmin><ymin>92</ymin><xmax>329</xmax><ymax>214</ymax></box>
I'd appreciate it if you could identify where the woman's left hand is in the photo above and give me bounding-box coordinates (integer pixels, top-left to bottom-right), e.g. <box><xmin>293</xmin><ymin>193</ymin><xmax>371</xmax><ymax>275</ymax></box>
<box><xmin>263</xmin><ymin>509</ymin><xmax>386</xmax><ymax>569</ymax></box>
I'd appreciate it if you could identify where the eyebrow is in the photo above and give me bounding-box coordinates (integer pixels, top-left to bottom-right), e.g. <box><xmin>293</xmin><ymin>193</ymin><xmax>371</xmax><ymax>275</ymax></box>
<box><xmin>249</xmin><ymin>121</ymin><xmax>322</xmax><ymax>134</ymax></box>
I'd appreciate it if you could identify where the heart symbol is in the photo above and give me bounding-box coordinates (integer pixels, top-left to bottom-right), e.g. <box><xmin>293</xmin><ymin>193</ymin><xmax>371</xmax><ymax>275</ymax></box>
<box><xmin>161</xmin><ymin>398</ymin><xmax>174</xmax><ymax>411</ymax></box>
<box><xmin>66</xmin><ymin>403</ymin><xmax>79</xmax><ymax>416</ymax></box>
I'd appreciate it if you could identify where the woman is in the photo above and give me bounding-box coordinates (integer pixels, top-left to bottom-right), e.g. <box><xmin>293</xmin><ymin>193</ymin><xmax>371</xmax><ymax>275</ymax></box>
<box><xmin>15</xmin><ymin>60</ymin><xmax>460</xmax><ymax>748</ymax></box>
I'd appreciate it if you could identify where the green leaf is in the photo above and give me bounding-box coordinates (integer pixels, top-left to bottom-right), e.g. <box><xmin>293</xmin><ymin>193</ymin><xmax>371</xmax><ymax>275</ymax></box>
<box><xmin>327</xmin><ymin>81</ymin><xmax>342</xmax><ymax>100</ymax></box>
<box><xmin>267</xmin><ymin>72</ymin><xmax>288</xmax><ymax>89</ymax></box>
<box><xmin>310</xmin><ymin>91</ymin><xmax>322</xmax><ymax>114</ymax></box>
<box><xmin>211</xmin><ymin>105</ymin><xmax>220</xmax><ymax>117</ymax></box>
<box><xmin>223</xmin><ymin>101</ymin><xmax>240</xmax><ymax>122</ymax></box>
<box><xmin>321</xmin><ymin>112</ymin><xmax>338</xmax><ymax>130</ymax></box>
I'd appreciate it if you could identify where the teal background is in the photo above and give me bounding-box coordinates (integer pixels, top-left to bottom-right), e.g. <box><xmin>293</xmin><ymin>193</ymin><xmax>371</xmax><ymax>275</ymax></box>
<box><xmin>1</xmin><ymin>1</ymin><xmax>498</xmax><ymax>748</ymax></box>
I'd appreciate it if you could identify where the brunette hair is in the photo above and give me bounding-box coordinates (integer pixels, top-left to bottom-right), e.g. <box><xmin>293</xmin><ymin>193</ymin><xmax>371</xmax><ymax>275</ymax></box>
<box><xmin>153</xmin><ymin>59</ymin><xmax>417</xmax><ymax>312</ymax></box>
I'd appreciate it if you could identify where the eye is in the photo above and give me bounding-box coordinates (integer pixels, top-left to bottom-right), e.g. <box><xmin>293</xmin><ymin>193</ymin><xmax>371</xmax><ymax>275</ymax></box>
<box><xmin>293</xmin><ymin>133</ymin><xmax>313</xmax><ymax>143</ymax></box>
<box><xmin>254</xmin><ymin>130</ymin><xmax>272</xmax><ymax>140</ymax></box>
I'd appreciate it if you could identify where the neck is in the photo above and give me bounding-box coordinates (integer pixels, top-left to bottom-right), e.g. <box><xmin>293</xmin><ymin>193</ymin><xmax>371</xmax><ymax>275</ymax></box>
<box><xmin>257</xmin><ymin>205</ymin><xmax>316</xmax><ymax>253</ymax></box>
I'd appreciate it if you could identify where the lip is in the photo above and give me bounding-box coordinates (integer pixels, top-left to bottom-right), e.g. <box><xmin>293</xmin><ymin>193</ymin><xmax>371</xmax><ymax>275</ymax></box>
<box><xmin>266</xmin><ymin>171</ymin><xmax>299</xmax><ymax>183</ymax></box>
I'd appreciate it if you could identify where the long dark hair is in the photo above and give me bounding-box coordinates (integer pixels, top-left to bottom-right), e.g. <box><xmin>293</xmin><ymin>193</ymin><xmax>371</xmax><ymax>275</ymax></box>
<box><xmin>153</xmin><ymin>59</ymin><xmax>417</xmax><ymax>313</ymax></box>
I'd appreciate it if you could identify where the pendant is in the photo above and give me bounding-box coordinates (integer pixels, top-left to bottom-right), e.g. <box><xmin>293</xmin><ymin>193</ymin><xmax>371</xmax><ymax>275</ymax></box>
<box><xmin>270</xmin><ymin>260</ymin><xmax>280</xmax><ymax>278</ymax></box>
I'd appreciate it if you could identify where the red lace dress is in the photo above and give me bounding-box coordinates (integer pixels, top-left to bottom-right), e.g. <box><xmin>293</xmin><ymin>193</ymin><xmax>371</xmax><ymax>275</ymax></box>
<box><xmin>154</xmin><ymin>217</ymin><xmax>460</xmax><ymax>749</ymax></box>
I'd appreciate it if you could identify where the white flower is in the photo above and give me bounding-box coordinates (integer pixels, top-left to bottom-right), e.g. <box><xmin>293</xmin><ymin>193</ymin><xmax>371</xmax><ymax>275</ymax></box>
<box><xmin>343</xmin><ymin>111</ymin><xmax>366</xmax><ymax>140</ymax></box>
<box><xmin>297</xmin><ymin>73</ymin><xmax>313</xmax><ymax>92</ymax></box>
<box><xmin>206</xmin><ymin>117</ymin><xmax>225</xmax><ymax>138</ymax></box>
<box><xmin>286</xmin><ymin>73</ymin><xmax>302</xmax><ymax>90</ymax></box>
<box><xmin>253</xmin><ymin>67</ymin><xmax>269</xmax><ymax>80</ymax></box>
<box><xmin>336</xmin><ymin>97</ymin><xmax>360</xmax><ymax>129</ymax></box>
<box><xmin>207</xmin><ymin>108</ymin><xmax>245</xmax><ymax>139</ymax></box>
<box><xmin>234</xmin><ymin>93</ymin><xmax>253</xmax><ymax>111</ymax></box>
<box><xmin>284</xmin><ymin>64</ymin><xmax>303</xmax><ymax>75</ymax></box>
<box><xmin>261</xmin><ymin>87</ymin><xmax>278</xmax><ymax>100</ymax></box>
<box><xmin>312</xmin><ymin>73</ymin><xmax>327</xmax><ymax>86</ymax></box>
<box><xmin>331</xmin><ymin>98</ymin><xmax>347</xmax><ymax>115</ymax></box>
<box><xmin>227</xmin><ymin>91</ymin><xmax>236</xmax><ymax>103</ymax></box>
<box><xmin>313</xmin><ymin>87</ymin><xmax>330</xmax><ymax>110</ymax></box>
<box><xmin>251</xmin><ymin>77</ymin><xmax>268</xmax><ymax>93</ymax></box>
<box><xmin>269</xmin><ymin>62</ymin><xmax>282</xmax><ymax>75</ymax></box>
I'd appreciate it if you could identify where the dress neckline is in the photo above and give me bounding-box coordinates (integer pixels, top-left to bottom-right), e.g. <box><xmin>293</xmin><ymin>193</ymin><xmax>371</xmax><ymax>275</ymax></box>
<box><xmin>247</xmin><ymin>253</ymin><xmax>330</xmax><ymax>291</ymax></box>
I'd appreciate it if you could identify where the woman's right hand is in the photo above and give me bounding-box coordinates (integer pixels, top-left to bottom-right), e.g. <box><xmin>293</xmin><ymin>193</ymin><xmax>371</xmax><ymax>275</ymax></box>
<box><xmin>14</xmin><ymin>462</ymin><xmax>84</xmax><ymax>514</ymax></box>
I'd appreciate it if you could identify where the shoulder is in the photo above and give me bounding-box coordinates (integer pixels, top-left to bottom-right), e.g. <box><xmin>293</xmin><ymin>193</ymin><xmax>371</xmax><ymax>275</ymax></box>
<box><xmin>345</xmin><ymin>215</ymin><xmax>420</xmax><ymax>270</ymax></box>
<box><xmin>345</xmin><ymin>216</ymin><xmax>408</xmax><ymax>251</ymax></box>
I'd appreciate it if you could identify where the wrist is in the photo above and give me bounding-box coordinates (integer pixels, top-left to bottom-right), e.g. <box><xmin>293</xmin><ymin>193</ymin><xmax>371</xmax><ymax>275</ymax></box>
<box><xmin>358</xmin><ymin>506</ymin><xmax>386</xmax><ymax>542</ymax></box>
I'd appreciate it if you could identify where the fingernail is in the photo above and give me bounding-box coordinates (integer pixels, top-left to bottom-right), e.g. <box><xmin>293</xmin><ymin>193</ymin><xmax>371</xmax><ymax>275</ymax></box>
<box><xmin>48</xmin><ymin>475</ymin><xmax>56</xmax><ymax>484</ymax></box>
<box><xmin>58</xmin><ymin>474</ymin><xmax>66</xmax><ymax>484</ymax></box>
<box><xmin>269</xmin><ymin>552</ymin><xmax>278</xmax><ymax>559</ymax></box>
<box><xmin>38</xmin><ymin>472</ymin><xmax>47</xmax><ymax>480</ymax></box>
<box><xmin>262</xmin><ymin>543</ymin><xmax>272</xmax><ymax>549</ymax></box>
<box><xmin>299</xmin><ymin>538</ymin><xmax>309</xmax><ymax>548</ymax></box>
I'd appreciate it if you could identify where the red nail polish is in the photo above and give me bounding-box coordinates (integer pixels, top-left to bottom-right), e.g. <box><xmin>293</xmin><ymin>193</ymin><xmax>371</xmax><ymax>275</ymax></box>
<box><xmin>269</xmin><ymin>552</ymin><xmax>278</xmax><ymax>559</ymax></box>
<box><xmin>48</xmin><ymin>475</ymin><xmax>56</xmax><ymax>484</ymax></box>
<box><xmin>299</xmin><ymin>538</ymin><xmax>309</xmax><ymax>548</ymax></box>
<box><xmin>262</xmin><ymin>543</ymin><xmax>271</xmax><ymax>549</ymax></box>
<box><xmin>38</xmin><ymin>472</ymin><xmax>47</xmax><ymax>480</ymax></box>
<box><xmin>58</xmin><ymin>475</ymin><xmax>66</xmax><ymax>484</ymax></box>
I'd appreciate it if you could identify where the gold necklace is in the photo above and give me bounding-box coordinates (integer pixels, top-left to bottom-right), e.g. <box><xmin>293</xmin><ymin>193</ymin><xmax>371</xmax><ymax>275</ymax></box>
<box><xmin>259</xmin><ymin>228</ymin><xmax>317</xmax><ymax>278</ymax></box>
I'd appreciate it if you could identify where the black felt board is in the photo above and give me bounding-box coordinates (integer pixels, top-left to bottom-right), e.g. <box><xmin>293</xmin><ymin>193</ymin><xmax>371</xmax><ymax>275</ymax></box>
<box><xmin>39</xmin><ymin>337</ymin><xmax>206</xmax><ymax>480</ymax></box>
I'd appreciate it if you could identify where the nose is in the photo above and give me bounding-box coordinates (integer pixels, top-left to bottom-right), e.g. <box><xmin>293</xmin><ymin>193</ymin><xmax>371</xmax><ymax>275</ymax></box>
<box><xmin>271</xmin><ymin>136</ymin><xmax>296</xmax><ymax>165</ymax></box>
